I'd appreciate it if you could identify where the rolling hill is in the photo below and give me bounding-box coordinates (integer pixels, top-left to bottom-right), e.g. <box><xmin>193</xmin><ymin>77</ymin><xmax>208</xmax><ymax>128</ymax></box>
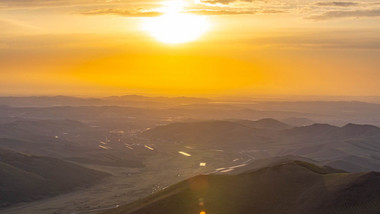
<box><xmin>231</xmin><ymin>118</ymin><xmax>292</xmax><ymax>130</ymax></box>
<box><xmin>142</xmin><ymin>120</ymin><xmax>269</xmax><ymax>149</ymax></box>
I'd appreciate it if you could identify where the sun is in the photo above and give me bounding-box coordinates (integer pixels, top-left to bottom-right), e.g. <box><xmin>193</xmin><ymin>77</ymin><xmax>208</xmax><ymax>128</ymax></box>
<box><xmin>142</xmin><ymin>1</ymin><xmax>210</xmax><ymax>44</ymax></box>
<box><xmin>143</xmin><ymin>13</ymin><xmax>209</xmax><ymax>44</ymax></box>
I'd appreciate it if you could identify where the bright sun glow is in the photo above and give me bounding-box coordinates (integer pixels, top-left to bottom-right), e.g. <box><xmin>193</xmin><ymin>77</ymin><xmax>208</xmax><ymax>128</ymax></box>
<box><xmin>142</xmin><ymin>0</ymin><xmax>210</xmax><ymax>44</ymax></box>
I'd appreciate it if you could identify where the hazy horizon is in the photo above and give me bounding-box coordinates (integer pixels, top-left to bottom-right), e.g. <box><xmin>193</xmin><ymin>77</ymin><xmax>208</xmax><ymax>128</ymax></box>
<box><xmin>2</xmin><ymin>93</ymin><xmax>380</xmax><ymax>104</ymax></box>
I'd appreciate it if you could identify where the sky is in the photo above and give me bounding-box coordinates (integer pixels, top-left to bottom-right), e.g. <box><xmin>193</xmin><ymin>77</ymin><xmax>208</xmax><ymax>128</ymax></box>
<box><xmin>0</xmin><ymin>0</ymin><xmax>380</xmax><ymax>97</ymax></box>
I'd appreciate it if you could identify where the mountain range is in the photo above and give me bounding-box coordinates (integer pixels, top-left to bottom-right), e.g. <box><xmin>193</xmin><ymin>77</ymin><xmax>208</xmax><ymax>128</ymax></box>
<box><xmin>142</xmin><ymin>119</ymin><xmax>380</xmax><ymax>172</ymax></box>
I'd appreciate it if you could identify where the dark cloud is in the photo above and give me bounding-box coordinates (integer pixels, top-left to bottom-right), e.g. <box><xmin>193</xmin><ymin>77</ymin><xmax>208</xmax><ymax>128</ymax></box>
<box><xmin>261</xmin><ymin>9</ymin><xmax>284</xmax><ymax>14</ymax></box>
<box><xmin>199</xmin><ymin>0</ymin><xmax>253</xmax><ymax>5</ymax></box>
<box><xmin>80</xmin><ymin>8</ymin><xmax>255</xmax><ymax>16</ymax></box>
<box><xmin>0</xmin><ymin>0</ymin><xmax>155</xmax><ymax>9</ymax></box>
<box><xmin>188</xmin><ymin>9</ymin><xmax>256</xmax><ymax>15</ymax></box>
<box><xmin>307</xmin><ymin>9</ymin><xmax>380</xmax><ymax>20</ymax></box>
<box><xmin>315</xmin><ymin>2</ymin><xmax>359</xmax><ymax>7</ymax></box>
<box><xmin>80</xmin><ymin>8</ymin><xmax>163</xmax><ymax>17</ymax></box>
<box><xmin>79</xmin><ymin>8</ymin><xmax>283</xmax><ymax>16</ymax></box>
<box><xmin>249</xmin><ymin>31</ymin><xmax>380</xmax><ymax>50</ymax></box>
<box><xmin>0</xmin><ymin>0</ymin><xmax>93</xmax><ymax>7</ymax></box>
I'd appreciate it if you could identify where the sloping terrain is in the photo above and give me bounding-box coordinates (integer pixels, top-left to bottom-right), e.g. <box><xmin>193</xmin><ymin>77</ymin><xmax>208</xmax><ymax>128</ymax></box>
<box><xmin>103</xmin><ymin>161</ymin><xmax>380</xmax><ymax>214</ymax></box>
<box><xmin>0</xmin><ymin>148</ymin><xmax>109</xmax><ymax>207</ymax></box>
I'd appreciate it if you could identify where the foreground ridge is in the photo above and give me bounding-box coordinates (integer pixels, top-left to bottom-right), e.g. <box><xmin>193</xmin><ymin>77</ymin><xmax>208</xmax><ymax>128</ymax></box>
<box><xmin>103</xmin><ymin>161</ymin><xmax>380</xmax><ymax>214</ymax></box>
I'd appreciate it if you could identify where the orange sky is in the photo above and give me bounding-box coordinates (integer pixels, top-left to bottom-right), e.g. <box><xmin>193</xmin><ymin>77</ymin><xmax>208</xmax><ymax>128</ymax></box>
<box><xmin>1</xmin><ymin>0</ymin><xmax>380</xmax><ymax>97</ymax></box>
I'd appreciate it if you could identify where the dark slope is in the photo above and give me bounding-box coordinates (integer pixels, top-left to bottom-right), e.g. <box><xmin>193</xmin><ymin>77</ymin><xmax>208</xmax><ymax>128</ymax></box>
<box><xmin>327</xmin><ymin>155</ymin><xmax>380</xmax><ymax>172</ymax></box>
<box><xmin>0</xmin><ymin>148</ymin><xmax>109</xmax><ymax>207</ymax></box>
<box><xmin>104</xmin><ymin>161</ymin><xmax>380</xmax><ymax>214</ymax></box>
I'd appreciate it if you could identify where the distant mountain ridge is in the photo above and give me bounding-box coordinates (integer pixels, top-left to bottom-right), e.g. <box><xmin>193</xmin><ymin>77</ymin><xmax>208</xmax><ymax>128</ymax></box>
<box><xmin>143</xmin><ymin>119</ymin><xmax>380</xmax><ymax>146</ymax></box>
